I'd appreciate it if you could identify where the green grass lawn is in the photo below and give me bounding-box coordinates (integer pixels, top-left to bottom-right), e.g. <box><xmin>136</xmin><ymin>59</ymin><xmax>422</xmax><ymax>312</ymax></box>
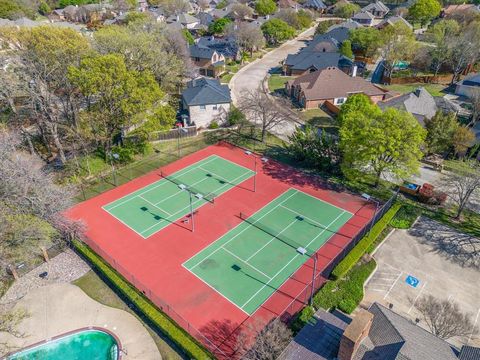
<box><xmin>382</xmin><ymin>83</ymin><xmax>448</xmax><ymax>97</ymax></box>
<box><xmin>73</xmin><ymin>271</ymin><xmax>183</xmax><ymax>360</ymax></box>
<box><xmin>268</xmin><ymin>74</ymin><xmax>293</xmax><ymax>93</ymax></box>
<box><xmin>221</xmin><ymin>72</ymin><xmax>234</xmax><ymax>84</ymax></box>
<box><xmin>300</xmin><ymin>108</ymin><xmax>337</xmax><ymax>128</ymax></box>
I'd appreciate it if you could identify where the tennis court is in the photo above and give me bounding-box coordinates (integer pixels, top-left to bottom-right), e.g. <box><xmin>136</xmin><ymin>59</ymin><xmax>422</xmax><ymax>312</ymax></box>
<box><xmin>183</xmin><ymin>188</ymin><xmax>353</xmax><ymax>315</ymax></box>
<box><xmin>102</xmin><ymin>155</ymin><xmax>255</xmax><ymax>238</ymax></box>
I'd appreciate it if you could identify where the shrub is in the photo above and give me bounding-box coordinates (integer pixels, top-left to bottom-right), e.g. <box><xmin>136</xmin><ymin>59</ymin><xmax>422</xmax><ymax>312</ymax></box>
<box><xmin>291</xmin><ymin>305</ymin><xmax>315</xmax><ymax>333</ymax></box>
<box><xmin>331</xmin><ymin>202</ymin><xmax>401</xmax><ymax>280</ymax></box>
<box><xmin>390</xmin><ymin>204</ymin><xmax>421</xmax><ymax>229</ymax></box>
<box><xmin>338</xmin><ymin>298</ymin><xmax>357</xmax><ymax>313</ymax></box>
<box><xmin>73</xmin><ymin>240</ymin><xmax>212</xmax><ymax>359</ymax></box>
<box><xmin>227</xmin><ymin>106</ymin><xmax>246</xmax><ymax>126</ymax></box>
<box><xmin>208</xmin><ymin>121</ymin><xmax>219</xmax><ymax>129</ymax></box>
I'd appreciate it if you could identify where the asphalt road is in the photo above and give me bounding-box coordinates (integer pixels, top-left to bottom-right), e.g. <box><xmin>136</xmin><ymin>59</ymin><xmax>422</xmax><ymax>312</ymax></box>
<box><xmin>230</xmin><ymin>21</ymin><xmax>337</xmax><ymax>139</ymax></box>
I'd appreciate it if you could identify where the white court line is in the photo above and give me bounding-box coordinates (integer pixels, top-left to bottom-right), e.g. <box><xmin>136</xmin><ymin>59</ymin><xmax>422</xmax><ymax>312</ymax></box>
<box><xmin>104</xmin><ymin>155</ymin><xmax>219</xmax><ymax>211</ymax></box>
<box><xmin>198</xmin><ymin>166</ymin><xmax>255</xmax><ymax>187</ymax></box>
<box><xmin>153</xmin><ymin>176</ymin><xmax>211</xmax><ymax>206</ymax></box>
<box><xmin>139</xmin><ymin>195</ymin><xmax>173</xmax><ymax>216</ymax></box>
<box><xmin>290</xmin><ymin>189</ymin><xmax>354</xmax><ymax>216</ymax></box>
<box><xmin>384</xmin><ymin>271</ymin><xmax>403</xmax><ymax>300</ymax></box>
<box><xmin>279</xmin><ymin>205</ymin><xmax>329</xmax><ymax>229</ymax></box>
<box><xmin>468</xmin><ymin>308</ymin><xmax>480</xmax><ymax>343</ymax></box>
<box><xmin>370</xmin><ymin>288</ymin><xmax>389</xmax><ymax>292</ymax></box>
<box><xmin>408</xmin><ymin>281</ymin><xmax>427</xmax><ymax>314</ymax></box>
<box><xmin>245</xmin><ymin>217</ymin><xmax>299</xmax><ymax>262</ymax></box>
<box><xmin>139</xmin><ymin>169</ymin><xmax>254</xmax><ymax>236</ymax></box>
<box><xmin>221</xmin><ymin>247</ymin><xmax>272</xmax><ymax>280</ymax></box>
<box><xmin>242</xmin><ymin>210</ymin><xmax>347</xmax><ymax>309</ymax></box>
<box><xmin>186</xmin><ymin>189</ymin><xmax>299</xmax><ymax>270</ymax></box>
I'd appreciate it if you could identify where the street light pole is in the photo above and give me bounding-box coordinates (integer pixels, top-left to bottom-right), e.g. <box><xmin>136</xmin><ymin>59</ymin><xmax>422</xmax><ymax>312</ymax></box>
<box><xmin>110</xmin><ymin>152</ymin><xmax>120</xmax><ymax>186</ymax></box>
<box><xmin>189</xmin><ymin>190</ymin><xmax>195</xmax><ymax>232</ymax></box>
<box><xmin>253</xmin><ymin>155</ymin><xmax>257</xmax><ymax>192</ymax></box>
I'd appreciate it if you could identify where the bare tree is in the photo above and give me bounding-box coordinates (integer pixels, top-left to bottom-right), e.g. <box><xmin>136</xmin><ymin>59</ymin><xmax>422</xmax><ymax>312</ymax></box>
<box><xmin>238</xmin><ymin>88</ymin><xmax>295</xmax><ymax>142</ymax></box>
<box><xmin>237</xmin><ymin>318</ymin><xmax>292</xmax><ymax>360</ymax></box>
<box><xmin>0</xmin><ymin>308</ymin><xmax>29</xmax><ymax>356</ymax></box>
<box><xmin>442</xmin><ymin>160</ymin><xmax>480</xmax><ymax>219</ymax></box>
<box><xmin>415</xmin><ymin>295</ymin><xmax>478</xmax><ymax>339</ymax></box>
<box><xmin>448</xmin><ymin>22</ymin><xmax>480</xmax><ymax>84</ymax></box>
<box><xmin>230</xmin><ymin>3</ymin><xmax>254</xmax><ymax>20</ymax></box>
<box><xmin>228</xmin><ymin>22</ymin><xmax>265</xmax><ymax>58</ymax></box>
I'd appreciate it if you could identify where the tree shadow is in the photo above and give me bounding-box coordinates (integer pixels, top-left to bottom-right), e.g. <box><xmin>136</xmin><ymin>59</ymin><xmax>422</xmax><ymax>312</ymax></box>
<box><xmin>199</xmin><ymin>318</ymin><xmax>246</xmax><ymax>359</ymax></box>
<box><xmin>409</xmin><ymin>217</ymin><xmax>480</xmax><ymax>270</ymax></box>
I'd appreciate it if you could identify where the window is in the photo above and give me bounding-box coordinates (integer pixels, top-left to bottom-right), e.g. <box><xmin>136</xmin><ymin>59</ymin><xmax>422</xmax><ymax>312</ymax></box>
<box><xmin>194</xmin><ymin>57</ymin><xmax>200</xmax><ymax>62</ymax></box>
<box><xmin>200</xmin><ymin>105</ymin><xmax>206</xmax><ymax>110</ymax></box>
<box><xmin>213</xmin><ymin>104</ymin><xmax>218</xmax><ymax>110</ymax></box>
<box><xmin>334</xmin><ymin>97</ymin><xmax>346</xmax><ymax>105</ymax></box>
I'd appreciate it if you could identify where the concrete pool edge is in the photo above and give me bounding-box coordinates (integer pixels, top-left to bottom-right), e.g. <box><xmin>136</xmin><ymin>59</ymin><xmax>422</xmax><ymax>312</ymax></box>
<box><xmin>4</xmin><ymin>326</ymin><xmax>123</xmax><ymax>359</ymax></box>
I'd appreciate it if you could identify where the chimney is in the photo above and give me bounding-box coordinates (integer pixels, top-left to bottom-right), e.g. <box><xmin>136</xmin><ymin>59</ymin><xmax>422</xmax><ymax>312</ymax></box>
<box><xmin>338</xmin><ymin>309</ymin><xmax>373</xmax><ymax>360</ymax></box>
<box><xmin>351</xmin><ymin>65</ymin><xmax>358</xmax><ymax>77</ymax></box>
<box><xmin>414</xmin><ymin>88</ymin><xmax>421</xmax><ymax>97</ymax></box>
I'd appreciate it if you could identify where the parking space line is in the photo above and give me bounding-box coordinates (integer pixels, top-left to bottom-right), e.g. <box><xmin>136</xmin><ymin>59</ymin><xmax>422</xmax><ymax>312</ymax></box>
<box><xmin>384</xmin><ymin>271</ymin><xmax>403</xmax><ymax>300</ymax></box>
<box><xmin>408</xmin><ymin>281</ymin><xmax>428</xmax><ymax>314</ymax></box>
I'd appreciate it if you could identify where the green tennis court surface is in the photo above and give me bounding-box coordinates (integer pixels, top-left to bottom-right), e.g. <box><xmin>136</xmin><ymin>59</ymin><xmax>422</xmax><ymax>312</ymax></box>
<box><xmin>183</xmin><ymin>188</ymin><xmax>353</xmax><ymax>315</ymax></box>
<box><xmin>103</xmin><ymin>155</ymin><xmax>254</xmax><ymax>238</ymax></box>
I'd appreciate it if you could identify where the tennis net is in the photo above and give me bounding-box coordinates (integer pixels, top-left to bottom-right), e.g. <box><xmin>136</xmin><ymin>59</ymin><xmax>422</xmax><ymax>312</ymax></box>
<box><xmin>239</xmin><ymin>212</ymin><xmax>314</xmax><ymax>256</ymax></box>
<box><xmin>160</xmin><ymin>171</ymin><xmax>215</xmax><ymax>203</ymax></box>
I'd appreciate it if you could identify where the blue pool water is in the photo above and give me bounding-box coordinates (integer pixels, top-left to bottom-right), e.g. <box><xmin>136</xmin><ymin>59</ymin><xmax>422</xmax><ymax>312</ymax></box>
<box><xmin>8</xmin><ymin>329</ymin><xmax>118</xmax><ymax>360</ymax></box>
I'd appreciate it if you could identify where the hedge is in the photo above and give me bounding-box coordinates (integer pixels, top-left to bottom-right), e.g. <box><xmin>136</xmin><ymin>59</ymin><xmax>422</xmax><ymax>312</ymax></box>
<box><xmin>331</xmin><ymin>202</ymin><xmax>401</xmax><ymax>280</ymax></box>
<box><xmin>73</xmin><ymin>240</ymin><xmax>212</xmax><ymax>360</ymax></box>
<box><xmin>389</xmin><ymin>204</ymin><xmax>421</xmax><ymax>229</ymax></box>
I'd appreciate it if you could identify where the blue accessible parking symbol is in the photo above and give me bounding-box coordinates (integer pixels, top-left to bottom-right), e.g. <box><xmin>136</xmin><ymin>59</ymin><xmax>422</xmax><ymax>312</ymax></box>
<box><xmin>405</xmin><ymin>275</ymin><xmax>420</xmax><ymax>288</ymax></box>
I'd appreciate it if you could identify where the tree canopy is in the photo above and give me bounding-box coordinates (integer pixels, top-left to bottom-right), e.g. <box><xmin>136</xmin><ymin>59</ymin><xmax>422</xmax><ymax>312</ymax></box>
<box><xmin>339</xmin><ymin>95</ymin><xmax>426</xmax><ymax>186</ymax></box>
<box><xmin>424</xmin><ymin>111</ymin><xmax>459</xmax><ymax>154</ymax></box>
<box><xmin>261</xmin><ymin>18</ymin><xmax>295</xmax><ymax>45</ymax></box>
<box><xmin>255</xmin><ymin>0</ymin><xmax>277</xmax><ymax>16</ymax></box>
<box><xmin>408</xmin><ymin>0</ymin><xmax>441</xmax><ymax>26</ymax></box>
<box><xmin>208</xmin><ymin>17</ymin><xmax>232</xmax><ymax>35</ymax></box>
<box><xmin>334</xmin><ymin>3</ymin><xmax>360</xmax><ymax>18</ymax></box>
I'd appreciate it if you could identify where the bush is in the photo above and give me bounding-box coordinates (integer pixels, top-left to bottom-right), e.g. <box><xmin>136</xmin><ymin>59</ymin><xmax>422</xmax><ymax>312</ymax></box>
<box><xmin>390</xmin><ymin>204</ymin><xmax>421</xmax><ymax>229</ymax></box>
<box><xmin>208</xmin><ymin>121</ymin><xmax>219</xmax><ymax>129</ymax></box>
<box><xmin>331</xmin><ymin>202</ymin><xmax>401</xmax><ymax>280</ymax></box>
<box><xmin>73</xmin><ymin>240</ymin><xmax>212</xmax><ymax>360</ymax></box>
<box><xmin>313</xmin><ymin>260</ymin><xmax>376</xmax><ymax>314</ymax></box>
<box><xmin>227</xmin><ymin>106</ymin><xmax>246</xmax><ymax>126</ymax></box>
<box><xmin>291</xmin><ymin>305</ymin><xmax>315</xmax><ymax>333</ymax></box>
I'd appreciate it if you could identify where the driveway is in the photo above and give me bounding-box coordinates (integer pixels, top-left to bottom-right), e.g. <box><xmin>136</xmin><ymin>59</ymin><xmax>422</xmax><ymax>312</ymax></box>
<box><xmin>230</xmin><ymin>19</ymin><xmax>340</xmax><ymax>140</ymax></box>
<box><xmin>363</xmin><ymin>217</ymin><xmax>480</xmax><ymax>349</ymax></box>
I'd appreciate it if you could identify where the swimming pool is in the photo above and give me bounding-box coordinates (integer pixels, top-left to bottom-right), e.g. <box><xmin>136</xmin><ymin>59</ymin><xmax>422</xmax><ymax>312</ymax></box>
<box><xmin>8</xmin><ymin>328</ymin><xmax>120</xmax><ymax>360</ymax></box>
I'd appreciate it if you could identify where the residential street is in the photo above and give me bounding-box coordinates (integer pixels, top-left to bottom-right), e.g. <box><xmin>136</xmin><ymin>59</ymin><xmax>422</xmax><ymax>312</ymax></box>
<box><xmin>230</xmin><ymin>21</ymin><xmax>336</xmax><ymax>140</ymax></box>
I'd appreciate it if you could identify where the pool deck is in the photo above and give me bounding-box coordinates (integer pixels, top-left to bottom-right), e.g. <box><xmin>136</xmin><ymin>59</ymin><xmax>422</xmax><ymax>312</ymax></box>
<box><xmin>0</xmin><ymin>283</ymin><xmax>160</xmax><ymax>360</ymax></box>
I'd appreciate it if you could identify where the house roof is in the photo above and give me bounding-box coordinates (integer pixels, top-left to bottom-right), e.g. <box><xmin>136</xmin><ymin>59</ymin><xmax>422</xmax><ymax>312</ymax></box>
<box><xmin>378</xmin><ymin>15</ymin><xmax>413</xmax><ymax>29</ymax></box>
<box><xmin>278</xmin><ymin>309</ymin><xmax>352</xmax><ymax>360</ymax></box>
<box><xmin>197</xmin><ymin>11</ymin><xmax>214</xmax><ymax>25</ymax></box>
<box><xmin>303</xmin><ymin>0</ymin><xmax>327</xmax><ymax>9</ymax></box>
<box><xmin>189</xmin><ymin>44</ymin><xmax>216</xmax><ymax>59</ymax></box>
<box><xmin>378</xmin><ymin>87</ymin><xmax>438</xmax><ymax>125</ymax></box>
<box><xmin>362</xmin><ymin>1</ymin><xmax>389</xmax><ymax>13</ymax></box>
<box><xmin>195</xmin><ymin>36</ymin><xmax>239</xmax><ymax>59</ymax></box>
<box><xmin>459</xmin><ymin>346</ymin><xmax>480</xmax><ymax>360</ymax></box>
<box><xmin>287</xmin><ymin>67</ymin><xmax>386</xmax><ymax>101</ymax></box>
<box><xmin>305</xmin><ymin>34</ymin><xmax>340</xmax><ymax>51</ymax></box>
<box><xmin>352</xmin><ymin>10</ymin><xmax>375</xmax><ymax>20</ymax></box>
<box><xmin>285</xmin><ymin>52</ymin><xmax>349</xmax><ymax>72</ymax></box>
<box><xmin>328</xmin><ymin>19</ymin><xmax>362</xmax><ymax>32</ymax></box>
<box><xmin>443</xmin><ymin>4</ymin><xmax>480</xmax><ymax>16</ymax></box>
<box><xmin>352</xmin><ymin>303</ymin><xmax>459</xmax><ymax>360</ymax></box>
<box><xmin>461</xmin><ymin>73</ymin><xmax>480</xmax><ymax>87</ymax></box>
<box><xmin>166</xmin><ymin>13</ymin><xmax>199</xmax><ymax>24</ymax></box>
<box><xmin>278</xmin><ymin>0</ymin><xmax>299</xmax><ymax>8</ymax></box>
<box><xmin>182</xmin><ymin>77</ymin><xmax>231</xmax><ymax>106</ymax></box>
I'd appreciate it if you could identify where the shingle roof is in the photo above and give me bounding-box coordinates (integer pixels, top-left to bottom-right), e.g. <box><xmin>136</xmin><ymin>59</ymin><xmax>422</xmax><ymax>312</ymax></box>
<box><xmin>378</xmin><ymin>15</ymin><xmax>413</xmax><ymax>29</ymax></box>
<box><xmin>352</xmin><ymin>10</ymin><xmax>375</xmax><ymax>20</ymax></box>
<box><xmin>166</xmin><ymin>13</ymin><xmax>199</xmax><ymax>24</ymax></box>
<box><xmin>287</xmin><ymin>67</ymin><xmax>386</xmax><ymax>101</ymax></box>
<box><xmin>182</xmin><ymin>77</ymin><xmax>231</xmax><ymax>106</ymax></box>
<box><xmin>289</xmin><ymin>52</ymin><xmax>350</xmax><ymax>72</ymax></box>
<box><xmin>278</xmin><ymin>309</ymin><xmax>352</xmax><ymax>360</ymax></box>
<box><xmin>459</xmin><ymin>345</ymin><xmax>480</xmax><ymax>360</ymax></box>
<box><xmin>189</xmin><ymin>44</ymin><xmax>216</xmax><ymax>59</ymax></box>
<box><xmin>461</xmin><ymin>73</ymin><xmax>480</xmax><ymax>87</ymax></box>
<box><xmin>304</xmin><ymin>0</ymin><xmax>327</xmax><ymax>9</ymax></box>
<box><xmin>362</xmin><ymin>1</ymin><xmax>389</xmax><ymax>13</ymax></box>
<box><xmin>352</xmin><ymin>303</ymin><xmax>459</xmax><ymax>360</ymax></box>
<box><xmin>378</xmin><ymin>87</ymin><xmax>437</xmax><ymax>125</ymax></box>
<box><xmin>196</xmin><ymin>36</ymin><xmax>238</xmax><ymax>59</ymax></box>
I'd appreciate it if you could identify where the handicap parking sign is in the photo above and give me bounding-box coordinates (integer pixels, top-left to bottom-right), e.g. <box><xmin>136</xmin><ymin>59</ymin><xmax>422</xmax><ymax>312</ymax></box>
<box><xmin>405</xmin><ymin>275</ymin><xmax>419</xmax><ymax>288</ymax></box>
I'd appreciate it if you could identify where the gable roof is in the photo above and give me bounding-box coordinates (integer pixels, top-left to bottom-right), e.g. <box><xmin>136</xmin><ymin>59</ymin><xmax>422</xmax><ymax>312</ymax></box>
<box><xmin>442</xmin><ymin>4</ymin><xmax>480</xmax><ymax>16</ymax></box>
<box><xmin>378</xmin><ymin>15</ymin><xmax>413</xmax><ymax>29</ymax></box>
<box><xmin>195</xmin><ymin>36</ymin><xmax>239</xmax><ymax>59</ymax></box>
<box><xmin>362</xmin><ymin>1</ymin><xmax>389</xmax><ymax>13</ymax></box>
<box><xmin>166</xmin><ymin>13</ymin><xmax>199</xmax><ymax>24</ymax></box>
<box><xmin>378</xmin><ymin>87</ymin><xmax>437</xmax><ymax>125</ymax></box>
<box><xmin>278</xmin><ymin>0</ymin><xmax>300</xmax><ymax>8</ymax></box>
<box><xmin>287</xmin><ymin>67</ymin><xmax>386</xmax><ymax>101</ymax></box>
<box><xmin>303</xmin><ymin>0</ymin><xmax>327</xmax><ymax>9</ymax></box>
<box><xmin>352</xmin><ymin>303</ymin><xmax>459</xmax><ymax>360</ymax></box>
<box><xmin>285</xmin><ymin>52</ymin><xmax>350</xmax><ymax>72</ymax></box>
<box><xmin>189</xmin><ymin>44</ymin><xmax>216</xmax><ymax>59</ymax></box>
<box><xmin>352</xmin><ymin>10</ymin><xmax>375</xmax><ymax>20</ymax></box>
<box><xmin>182</xmin><ymin>77</ymin><xmax>231</xmax><ymax>106</ymax></box>
<box><xmin>461</xmin><ymin>73</ymin><xmax>480</xmax><ymax>87</ymax></box>
<box><xmin>305</xmin><ymin>34</ymin><xmax>340</xmax><ymax>51</ymax></box>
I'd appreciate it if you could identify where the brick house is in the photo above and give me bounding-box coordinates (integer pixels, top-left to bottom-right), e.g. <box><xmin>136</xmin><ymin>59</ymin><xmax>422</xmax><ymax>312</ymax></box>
<box><xmin>286</xmin><ymin>67</ymin><xmax>388</xmax><ymax>109</ymax></box>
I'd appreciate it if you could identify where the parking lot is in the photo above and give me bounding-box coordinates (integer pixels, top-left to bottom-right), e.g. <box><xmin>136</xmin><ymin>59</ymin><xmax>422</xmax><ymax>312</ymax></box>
<box><xmin>363</xmin><ymin>216</ymin><xmax>480</xmax><ymax>348</ymax></box>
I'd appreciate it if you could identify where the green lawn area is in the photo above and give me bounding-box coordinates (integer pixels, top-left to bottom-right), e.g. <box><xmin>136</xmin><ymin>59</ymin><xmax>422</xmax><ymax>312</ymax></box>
<box><xmin>220</xmin><ymin>72</ymin><xmax>234</xmax><ymax>84</ymax></box>
<box><xmin>74</xmin><ymin>271</ymin><xmax>183</xmax><ymax>360</ymax></box>
<box><xmin>300</xmin><ymin>108</ymin><xmax>337</xmax><ymax>128</ymax></box>
<box><xmin>383</xmin><ymin>83</ymin><xmax>448</xmax><ymax>97</ymax></box>
<box><xmin>268</xmin><ymin>74</ymin><xmax>293</xmax><ymax>93</ymax></box>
